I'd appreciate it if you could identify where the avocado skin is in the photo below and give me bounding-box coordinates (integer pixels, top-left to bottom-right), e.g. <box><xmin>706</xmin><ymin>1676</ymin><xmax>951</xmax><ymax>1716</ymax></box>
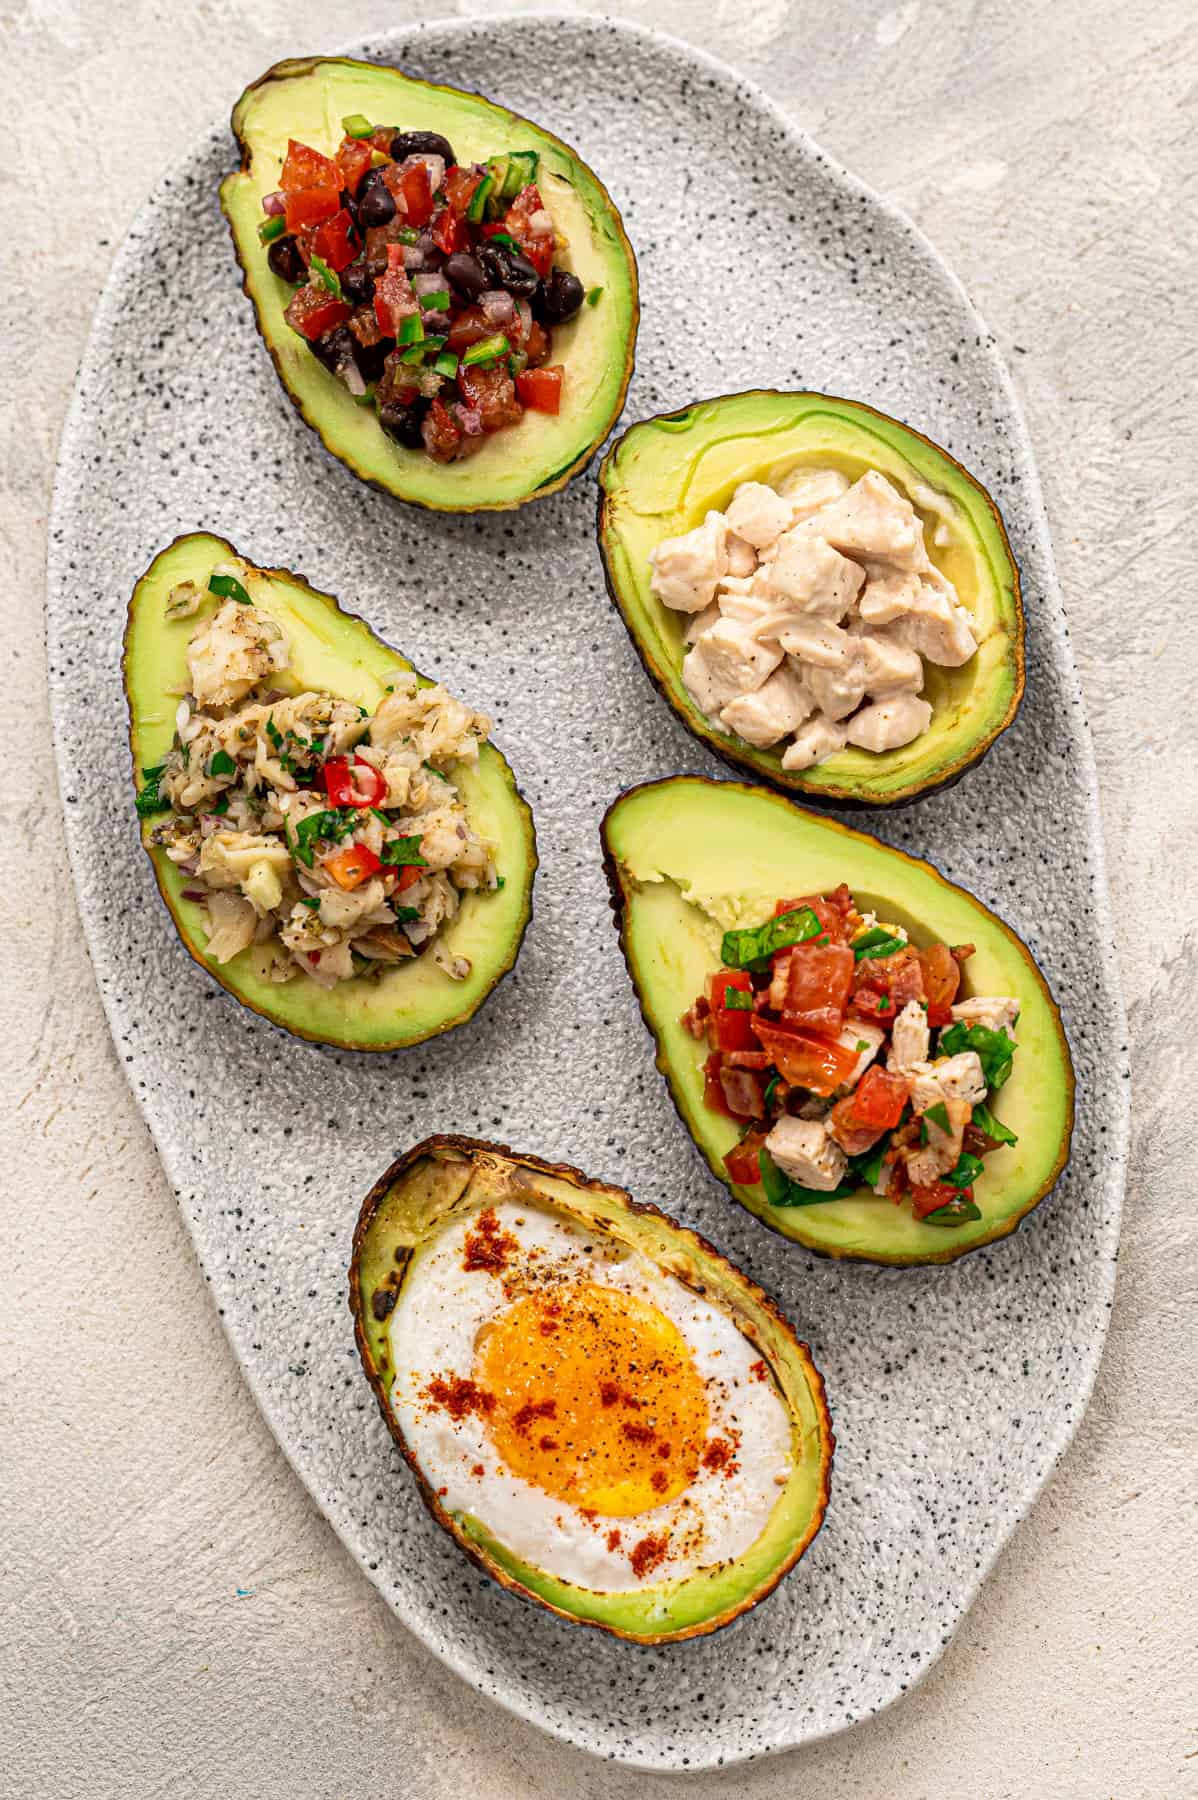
<box><xmin>601</xmin><ymin>776</ymin><xmax>1074</xmax><ymax>1267</ymax></box>
<box><xmin>125</xmin><ymin>532</ymin><xmax>536</xmax><ymax>1051</ymax></box>
<box><xmin>222</xmin><ymin>56</ymin><xmax>639</xmax><ymax>513</ymax></box>
<box><xmin>350</xmin><ymin>1135</ymin><xmax>834</xmax><ymax>1643</ymax></box>
<box><xmin>597</xmin><ymin>390</ymin><xmax>1025</xmax><ymax>809</ymax></box>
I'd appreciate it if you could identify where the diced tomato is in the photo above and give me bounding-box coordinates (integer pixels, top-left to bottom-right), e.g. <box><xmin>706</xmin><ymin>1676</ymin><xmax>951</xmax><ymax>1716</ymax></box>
<box><xmin>457</xmin><ymin>362</ymin><xmax>522</xmax><ymax>431</ymax></box>
<box><xmin>709</xmin><ymin>970</ymin><xmax>755</xmax><ymax>1053</ymax></box>
<box><xmin>374</xmin><ymin>243</ymin><xmax>417</xmax><ymax>336</ymax></box>
<box><xmin>446</xmin><ymin>305</ymin><xmax>494</xmax><ymax>351</ymax></box>
<box><xmin>919</xmin><ymin>941</ymin><xmax>961</xmax><ymax>1026</ymax></box>
<box><xmin>299</xmin><ymin>207</ymin><xmax>357</xmax><ymax>273</ymax></box>
<box><xmin>827</xmin><ymin>1065</ymin><xmax>909</xmax><ymax>1155</ymax></box>
<box><xmin>284</xmin><ymin>185</ymin><xmax>342</xmax><ymax>233</ymax></box>
<box><xmin>703</xmin><ymin>1052</ymin><xmax>737</xmax><ymax>1119</ymax></box>
<box><xmin>911</xmin><ymin>1182</ymin><xmax>971</xmax><ymax>1221</ymax></box>
<box><xmin>368</xmin><ymin>126</ymin><xmax>396</xmax><ymax>156</ymax></box>
<box><xmin>515</xmin><ymin>365</ymin><xmax>563</xmax><ymax>413</ymax></box>
<box><xmin>325</xmin><ymin>843</ymin><xmax>382</xmax><ymax>890</ymax></box>
<box><xmin>349</xmin><ymin>303</ymin><xmax>384</xmax><ymax>348</ymax></box>
<box><xmin>724</xmin><ymin>1130</ymin><xmax>768</xmax><ymax>1187</ymax></box>
<box><xmin>319</xmin><ymin>755</ymin><xmax>388</xmax><ymax>809</ymax></box>
<box><xmin>504</xmin><ymin>183</ymin><xmax>554</xmax><ymax>276</ymax></box>
<box><xmin>431</xmin><ymin>205</ymin><xmax>463</xmax><ymax>255</ymax></box>
<box><xmin>284</xmin><ymin>284</ymin><xmax>353</xmax><ymax>342</ymax></box>
<box><xmin>422</xmin><ymin>396</ymin><xmax>463</xmax><ymax>463</ymax></box>
<box><xmin>280</xmin><ymin>139</ymin><xmax>339</xmax><ymax>193</ymax></box>
<box><xmin>336</xmin><ymin>137</ymin><xmax>375</xmax><ymax>194</ymax></box>
<box><xmin>751</xmin><ymin>1019</ymin><xmax>860</xmax><ymax>1097</ymax></box>
<box><xmin>779</xmin><ymin>941</ymin><xmax>854</xmax><ymax>1034</ymax></box>
<box><xmin>854</xmin><ymin>945</ymin><xmax>926</xmax><ymax>1019</ymax></box>
<box><xmin>383</xmin><ymin>159</ymin><xmax>435</xmax><ymax>227</ymax></box>
<box><xmin>523</xmin><ymin>319</ymin><xmax>550</xmax><ymax>366</ymax></box>
<box><xmin>445</xmin><ymin>165</ymin><xmax>485</xmax><ymax>216</ymax></box>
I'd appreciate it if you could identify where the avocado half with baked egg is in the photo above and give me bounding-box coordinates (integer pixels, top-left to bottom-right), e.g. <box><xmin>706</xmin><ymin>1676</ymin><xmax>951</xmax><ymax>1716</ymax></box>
<box><xmin>597</xmin><ymin>390</ymin><xmax>1024</xmax><ymax>807</ymax></box>
<box><xmin>602</xmin><ymin>777</ymin><xmax>1073</xmax><ymax>1265</ymax></box>
<box><xmin>125</xmin><ymin>533</ymin><xmax>535</xmax><ymax>1049</ymax></box>
<box><xmin>222</xmin><ymin>56</ymin><xmax>639</xmax><ymax>510</ymax></box>
<box><xmin>351</xmin><ymin>1136</ymin><xmax>833</xmax><ymax>1642</ymax></box>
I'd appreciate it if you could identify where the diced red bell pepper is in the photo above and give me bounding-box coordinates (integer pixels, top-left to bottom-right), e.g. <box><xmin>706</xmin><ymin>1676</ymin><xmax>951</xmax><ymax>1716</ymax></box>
<box><xmin>384</xmin><ymin>159</ymin><xmax>435</xmax><ymax>227</ymax></box>
<box><xmin>336</xmin><ymin>137</ymin><xmax>375</xmax><ymax>195</ymax></box>
<box><xmin>325</xmin><ymin>843</ymin><xmax>383</xmax><ymax>890</ymax></box>
<box><xmin>431</xmin><ymin>205</ymin><xmax>463</xmax><ymax>255</ymax></box>
<box><xmin>709</xmin><ymin>970</ymin><xmax>755</xmax><ymax>1053</ymax></box>
<box><xmin>444</xmin><ymin>165</ymin><xmax>485</xmax><ymax>216</ymax></box>
<box><xmin>319</xmin><ymin>755</ymin><xmax>388</xmax><ymax>809</ymax></box>
<box><xmin>515</xmin><ymin>365</ymin><xmax>564</xmax><ymax>414</ymax></box>
<box><xmin>919</xmin><ymin>941</ymin><xmax>961</xmax><ymax>1026</ymax></box>
<box><xmin>395</xmin><ymin>862</ymin><xmax>424</xmax><ymax>893</ymax></box>
<box><xmin>751</xmin><ymin>1019</ymin><xmax>860</xmax><ymax>1097</ymax></box>
<box><xmin>826</xmin><ymin>1064</ymin><xmax>910</xmax><ymax>1154</ymax></box>
<box><xmin>911</xmin><ymin>1181</ymin><xmax>972</xmax><ymax>1221</ymax></box>
<box><xmin>374</xmin><ymin>243</ymin><xmax>418</xmax><ymax>337</ymax></box>
<box><xmin>284</xmin><ymin>185</ymin><xmax>342</xmax><ymax>233</ymax></box>
<box><xmin>724</xmin><ymin>1130</ymin><xmax>769</xmax><ymax>1187</ymax></box>
<box><xmin>284</xmin><ymin>284</ymin><xmax>353</xmax><ymax>342</ymax></box>
<box><xmin>504</xmin><ymin>184</ymin><xmax>554</xmax><ymax>276</ymax></box>
<box><xmin>299</xmin><ymin>207</ymin><xmax>357</xmax><ymax>273</ymax></box>
<box><xmin>280</xmin><ymin>139</ymin><xmax>340</xmax><ymax>193</ymax></box>
<box><xmin>778</xmin><ymin>941</ymin><xmax>854</xmax><ymax>1034</ymax></box>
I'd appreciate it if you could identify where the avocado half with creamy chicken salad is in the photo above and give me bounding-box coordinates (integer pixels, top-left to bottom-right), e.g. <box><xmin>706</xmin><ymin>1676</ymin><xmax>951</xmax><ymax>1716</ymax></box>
<box><xmin>222</xmin><ymin>56</ymin><xmax>638</xmax><ymax>510</ymax></box>
<box><xmin>125</xmin><ymin>534</ymin><xmax>535</xmax><ymax>1049</ymax></box>
<box><xmin>602</xmin><ymin>778</ymin><xmax>1073</xmax><ymax>1265</ymax></box>
<box><xmin>598</xmin><ymin>391</ymin><xmax>1024</xmax><ymax>807</ymax></box>
<box><xmin>351</xmin><ymin>1136</ymin><xmax>832</xmax><ymax>1642</ymax></box>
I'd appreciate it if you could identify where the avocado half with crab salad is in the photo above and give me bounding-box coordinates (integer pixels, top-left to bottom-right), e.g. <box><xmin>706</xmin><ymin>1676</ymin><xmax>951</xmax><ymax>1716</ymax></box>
<box><xmin>350</xmin><ymin>1135</ymin><xmax>833</xmax><ymax>1642</ymax></box>
<box><xmin>597</xmin><ymin>391</ymin><xmax>1024</xmax><ymax>808</ymax></box>
<box><xmin>125</xmin><ymin>533</ymin><xmax>535</xmax><ymax>1049</ymax></box>
<box><xmin>222</xmin><ymin>56</ymin><xmax>638</xmax><ymax>510</ymax></box>
<box><xmin>601</xmin><ymin>778</ymin><xmax>1073</xmax><ymax>1265</ymax></box>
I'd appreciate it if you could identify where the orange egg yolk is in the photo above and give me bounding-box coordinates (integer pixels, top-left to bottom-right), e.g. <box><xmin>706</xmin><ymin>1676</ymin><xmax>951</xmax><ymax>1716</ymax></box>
<box><xmin>474</xmin><ymin>1281</ymin><xmax>709</xmax><ymax>1517</ymax></box>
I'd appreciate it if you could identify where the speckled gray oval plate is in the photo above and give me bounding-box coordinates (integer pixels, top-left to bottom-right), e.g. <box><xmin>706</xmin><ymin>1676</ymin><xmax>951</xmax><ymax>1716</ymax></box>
<box><xmin>47</xmin><ymin>14</ymin><xmax>1129</xmax><ymax>1773</ymax></box>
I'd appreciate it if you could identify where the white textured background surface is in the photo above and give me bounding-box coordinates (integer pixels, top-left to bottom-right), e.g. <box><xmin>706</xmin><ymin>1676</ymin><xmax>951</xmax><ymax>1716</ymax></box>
<box><xmin>2</xmin><ymin>2</ymin><xmax>1193</xmax><ymax>1796</ymax></box>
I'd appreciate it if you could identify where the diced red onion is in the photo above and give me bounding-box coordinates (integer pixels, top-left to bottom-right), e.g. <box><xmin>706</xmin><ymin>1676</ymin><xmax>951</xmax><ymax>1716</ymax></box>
<box><xmin>177</xmin><ymin>858</ymin><xmax>199</xmax><ymax>876</ymax></box>
<box><xmin>199</xmin><ymin>814</ymin><xmax>223</xmax><ymax>837</ymax></box>
<box><xmin>401</xmin><ymin>244</ymin><xmax>426</xmax><ymax>271</ymax></box>
<box><xmin>182</xmin><ymin>888</ymin><xmax>206</xmax><ymax>901</ymax></box>
<box><xmin>413</xmin><ymin>272</ymin><xmax>446</xmax><ymax>296</ymax></box>
<box><xmin>339</xmin><ymin>360</ymin><xmax>366</xmax><ymax>397</ymax></box>
<box><xmin>261</xmin><ymin>190</ymin><xmax>285</xmax><ymax>216</ymax></box>
<box><xmin>515</xmin><ymin>297</ymin><xmax>533</xmax><ymax>342</ymax></box>
<box><xmin>480</xmin><ymin>289</ymin><xmax>516</xmax><ymax>328</ymax></box>
<box><xmin>454</xmin><ymin>404</ymin><xmax>484</xmax><ymax>436</ymax></box>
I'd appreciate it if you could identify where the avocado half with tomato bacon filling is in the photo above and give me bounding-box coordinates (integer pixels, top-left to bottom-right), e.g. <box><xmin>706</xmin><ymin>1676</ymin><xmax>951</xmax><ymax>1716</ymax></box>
<box><xmin>601</xmin><ymin>778</ymin><xmax>1073</xmax><ymax>1265</ymax></box>
<box><xmin>351</xmin><ymin>1135</ymin><xmax>832</xmax><ymax>1641</ymax></box>
<box><xmin>597</xmin><ymin>391</ymin><xmax>1024</xmax><ymax>808</ymax></box>
<box><xmin>125</xmin><ymin>533</ymin><xmax>535</xmax><ymax>1049</ymax></box>
<box><xmin>222</xmin><ymin>56</ymin><xmax>638</xmax><ymax>510</ymax></box>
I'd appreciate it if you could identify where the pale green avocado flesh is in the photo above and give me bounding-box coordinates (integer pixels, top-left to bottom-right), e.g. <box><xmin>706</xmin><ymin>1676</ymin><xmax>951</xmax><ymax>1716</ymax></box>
<box><xmin>598</xmin><ymin>391</ymin><xmax>1025</xmax><ymax>806</ymax></box>
<box><xmin>602</xmin><ymin>778</ymin><xmax>1073</xmax><ymax>1265</ymax></box>
<box><xmin>125</xmin><ymin>533</ymin><xmax>535</xmax><ymax>1049</ymax></box>
<box><xmin>351</xmin><ymin>1138</ymin><xmax>833</xmax><ymax>1641</ymax></box>
<box><xmin>222</xmin><ymin>57</ymin><xmax>638</xmax><ymax>511</ymax></box>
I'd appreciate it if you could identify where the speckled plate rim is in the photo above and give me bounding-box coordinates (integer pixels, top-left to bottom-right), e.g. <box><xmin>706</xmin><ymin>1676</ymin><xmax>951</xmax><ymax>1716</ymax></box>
<box><xmin>45</xmin><ymin>11</ymin><xmax>1130</xmax><ymax>1773</ymax></box>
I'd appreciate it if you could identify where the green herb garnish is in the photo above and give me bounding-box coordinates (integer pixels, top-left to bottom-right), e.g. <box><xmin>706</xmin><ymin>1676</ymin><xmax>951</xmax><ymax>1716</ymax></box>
<box><xmin>922</xmin><ymin>1196</ymin><xmax>983</xmax><ymax>1227</ymax></box>
<box><xmin>391</xmin><ymin>904</ymin><xmax>420</xmax><ymax>924</ymax></box>
<box><xmin>721</xmin><ymin>905</ymin><xmax>821</xmax><ymax>972</ymax></box>
<box><xmin>585</xmin><ymin>285</ymin><xmax>603</xmax><ymax>307</ymax></box>
<box><xmin>944</xmin><ymin>1150</ymin><xmax>985</xmax><ymax>1189</ymax></box>
<box><xmin>972</xmin><ymin>1099</ymin><xmax>1018</xmax><ymax>1146</ymax></box>
<box><xmin>923</xmin><ymin>1101</ymin><xmax>951</xmax><ymax>1135</ymax></box>
<box><xmin>135</xmin><ymin>763</ymin><xmax>169</xmax><ymax>818</ymax></box>
<box><xmin>208</xmin><ymin>749</ymin><xmax>235</xmax><ymax>777</ymax></box>
<box><xmin>208</xmin><ymin>571</ymin><xmax>252</xmax><ymax>606</ymax></box>
<box><xmin>852</xmin><ymin>927</ymin><xmax>907</xmax><ymax>961</ymax></box>
<box><xmin>939</xmin><ymin>1022</ymin><xmax>1016</xmax><ymax>1089</ymax></box>
<box><xmin>380</xmin><ymin>834</ymin><xmax>428</xmax><ymax>868</ymax></box>
<box><xmin>291</xmin><ymin>809</ymin><xmax>355</xmax><ymax>868</ymax></box>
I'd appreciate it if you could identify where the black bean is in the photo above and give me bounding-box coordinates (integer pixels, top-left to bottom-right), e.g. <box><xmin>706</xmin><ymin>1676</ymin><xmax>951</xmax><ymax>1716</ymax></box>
<box><xmin>533</xmin><ymin>267</ymin><xmax>585</xmax><ymax>325</ymax></box>
<box><xmin>390</xmin><ymin>130</ymin><xmax>455</xmax><ymax>165</ymax></box>
<box><xmin>358</xmin><ymin>173</ymin><xmax>396</xmax><ymax>229</ymax></box>
<box><xmin>351</xmin><ymin>337</ymin><xmax>389</xmax><ymax>383</ymax></box>
<box><xmin>378</xmin><ymin>398</ymin><xmax>429</xmax><ymax>449</ymax></box>
<box><xmin>477</xmin><ymin>243</ymin><xmax>540</xmax><ymax>299</ymax></box>
<box><xmin>339</xmin><ymin>257</ymin><xmax>374</xmax><ymax>306</ymax></box>
<box><xmin>310</xmin><ymin>326</ymin><xmax>354</xmax><ymax>373</ymax></box>
<box><xmin>266</xmin><ymin>235</ymin><xmax>304</xmax><ymax>284</ymax></box>
<box><xmin>444</xmin><ymin>252</ymin><xmax>487</xmax><ymax>300</ymax></box>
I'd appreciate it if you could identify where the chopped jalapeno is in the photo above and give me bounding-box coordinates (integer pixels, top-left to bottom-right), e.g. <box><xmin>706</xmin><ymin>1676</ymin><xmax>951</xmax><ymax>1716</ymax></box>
<box><xmin>461</xmin><ymin>333</ymin><xmax>511</xmax><ymax>367</ymax></box>
<box><xmin>309</xmin><ymin>255</ymin><xmax>342</xmax><ymax>298</ymax></box>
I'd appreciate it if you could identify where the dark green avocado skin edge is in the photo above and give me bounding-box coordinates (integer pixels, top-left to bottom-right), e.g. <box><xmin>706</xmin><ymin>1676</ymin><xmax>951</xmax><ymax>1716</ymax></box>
<box><xmin>222</xmin><ymin>55</ymin><xmax>640</xmax><ymax>514</ymax></box>
<box><xmin>598</xmin><ymin>774</ymin><xmax>1075</xmax><ymax>1267</ymax></box>
<box><xmin>595</xmin><ymin>389</ymin><xmax>1026</xmax><ymax>810</ymax></box>
<box><xmin>124</xmin><ymin>531</ymin><xmax>538</xmax><ymax>1053</ymax></box>
<box><xmin>348</xmin><ymin>1132</ymin><xmax>834</xmax><ymax>1644</ymax></box>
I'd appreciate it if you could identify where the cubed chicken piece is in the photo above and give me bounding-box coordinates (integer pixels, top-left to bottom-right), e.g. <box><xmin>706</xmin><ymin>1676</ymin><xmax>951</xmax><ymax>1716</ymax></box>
<box><xmin>715</xmin><ymin>577</ymin><xmax>776</xmax><ymax>626</ymax></box>
<box><xmin>725</xmin><ymin>533</ymin><xmax>758</xmax><ymax>577</ymax></box>
<box><xmin>897</xmin><ymin>571</ymin><xmax>978</xmax><ymax>666</ymax></box>
<box><xmin>775</xmin><ymin>617</ymin><xmax>857</xmax><ymax>669</ymax></box>
<box><xmin>905</xmin><ymin>1093</ymin><xmax>971</xmax><ymax>1186</ymax></box>
<box><xmin>949</xmin><ymin>996</ymin><xmax>1021</xmax><ymax>1037</ymax></box>
<box><xmin>720</xmin><ymin>663</ymin><xmax>813</xmax><ymax>747</ymax></box>
<box><xmin>781</xmin><ymin>712</ymin><xmax>849</xmax><ymax>771</ymax></box>
<box><xmin>889</xmin><ymin>998</ymin><xmax>930</xmax><ymax>1071</ymax></box>
<box><xmin>814</xmin><ymin>471</ymin><xmax>926</xmax><ymax>572</ymax></box>
<box><xmin>855</xmin><ymin>628</ymin><xmax>925</xmax><ymax>698</ymax></box>
<box><xmin>910</xmin><ymin>1050</ymin><xmax>987</xmax><ymax>1112</ymax></box>
<box><xmin>845</xmin><ymin>693</ymin><xmax>933</xmax><ymax>753</ymax></box>
<box><xmin>805</xmin><ymin>658</ymin><xmax>868</xmax><ymax>722</ymax></box>
<box><xmin>776</xmin><ymin>465</ymin><xmax>850</xmax><ymax>519</ymax></box>
<box><xmin>683</xmin><ymin>602</ymin><xmax>721</xmax><ymax>644</ymax></box>
<box><xmin>837</xmin><ymin>1021</ymin><xmax>887</xmax><ymax>1086</ymax></box>
<box><xmin>858</xmin><ymin>569</ymin><xmax>922</xmax><ymax>626</ymax></box>
<box><xmin>724</xmin><ymin>482</ymin><xmax>794</xmax><ymax>551</ymax></box>
<box><xmin>682</xmin><ymin>619</ymin><xmax>783</xmax><ymax>715</ymax></box>
<box><xmin>765</xmin><ymin>1115</ymin><xmax>847</xmax><ymax>1192</ymax></box>
<box><xmin>649</xmin><ymin>511</ymin><xmax>728</xmax><ymax>612</ymax></box>
<box><xmin>765</xmin><ymin>529</ymin><xmax>864</xmax><ymax>621</ymax></box>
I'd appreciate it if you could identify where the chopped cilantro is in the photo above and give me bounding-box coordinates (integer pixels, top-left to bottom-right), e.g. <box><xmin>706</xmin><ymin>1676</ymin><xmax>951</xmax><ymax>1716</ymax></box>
<box><xmin>972</xmin><ymin>1099</ymin><xmax>1018</xmax><ymax>1146</ymax></box>
<box><xmin>135</xmin><ymin>763</ymin><xmax>169</xmax><ymax>818</ymax></box>
<box><xmin>391</xmin><ymin>904</ymin><xmax>420</xmax><ymax>924</ymax></box>
<box><xmin>208</xmin><ymin>572</ymin><xmax>252</xmax><ymax>606</ymax></box>
<box><xmin>208</xmin><ymin>749</ymin><xmax>235</xmax><ymax>777</ymax></box>
<box><xmin>380</xmin><ymin>834</ymin><xmax>427</xmax><ymax>868</ymax></box>
<box><xmin>944</xmin><ymin>1151</ymin><xmax>985</xmax><ymax>1189</ymax></box>
<box><xmin>291</xmin><ymin>809</ymin><xmax>354</xmax><ymax>868</ymax></box>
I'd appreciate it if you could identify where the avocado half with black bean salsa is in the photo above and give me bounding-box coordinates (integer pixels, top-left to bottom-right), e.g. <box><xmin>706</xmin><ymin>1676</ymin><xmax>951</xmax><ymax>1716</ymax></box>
<box><xmin>126</xmin><ymin>533</ymin><xmax>535</xmax><ymax>1049</ymax></box>
<box><xmin>351</xmin><ymin>1135</ymin><xmax>833</xmax><ymax>1642</ymax></box>
<box><xmin>222</xmin><ymin>56</ymin><xmax>638</xmax><ymax>510</ymax></box>
<box><xmin>597</xmin><ymin>391</ymin><xmax>1024</xmax><ymax>807</ymax></box>
<box><xmin>601</xmin><ymin>778</ymin><xmax>1073</xmax><ymax>1265</ymax></box>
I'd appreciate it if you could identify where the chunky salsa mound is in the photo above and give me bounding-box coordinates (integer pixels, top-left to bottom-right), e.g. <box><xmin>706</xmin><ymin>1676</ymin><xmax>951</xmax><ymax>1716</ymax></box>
<box><xmin>683</xmin><ymin>885</ymin><xmax>1021</xmax><ymax>1228</ymax></box>
<box><xmin>259</xmin><ymin>120</ymin><xmax>593</xmax><ymax>462</ymax></box>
